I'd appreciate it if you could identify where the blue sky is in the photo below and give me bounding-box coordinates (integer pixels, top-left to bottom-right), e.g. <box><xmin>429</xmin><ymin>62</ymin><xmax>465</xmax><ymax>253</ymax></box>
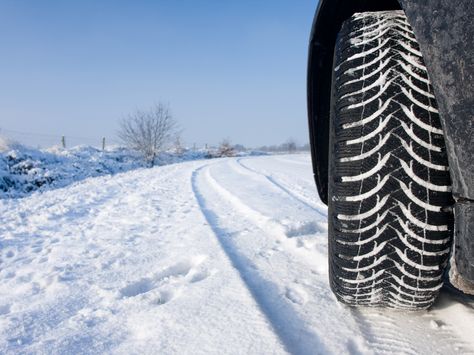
<box><xmin>0</xmin><ymin>0</ymin><xmax>317</xmax><ymax>148</ymax></box>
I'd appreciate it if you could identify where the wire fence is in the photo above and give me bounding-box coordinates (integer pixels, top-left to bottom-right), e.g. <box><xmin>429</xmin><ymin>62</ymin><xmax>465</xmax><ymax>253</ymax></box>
<box><xmin>0</xmin><ymin>127</ymin><xmax>310</xmax><ymax>153</ymax></box>
<box><xmin>0</xmin><ymin>127</ymin><xmax>121</xmax><ymax>149</ymax></box>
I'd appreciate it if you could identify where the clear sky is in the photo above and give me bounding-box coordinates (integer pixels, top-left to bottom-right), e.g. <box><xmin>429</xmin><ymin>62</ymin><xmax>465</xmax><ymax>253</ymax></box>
<box><xmin>0</xmin><ymin>0</ymin><xmax>318</xmax><ymax>148</ymax></box>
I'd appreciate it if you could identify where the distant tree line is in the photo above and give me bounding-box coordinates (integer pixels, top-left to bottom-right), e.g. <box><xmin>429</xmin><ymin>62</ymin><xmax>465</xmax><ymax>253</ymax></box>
<box><xmin>205</xmin><ymin>138</ymin><xmax>310</xmax><ymax>157</ymax></box>
<box><xmin>256</xmin><ymin>139</ymin><xmax>310</xmax><ymax>153</ymax></box>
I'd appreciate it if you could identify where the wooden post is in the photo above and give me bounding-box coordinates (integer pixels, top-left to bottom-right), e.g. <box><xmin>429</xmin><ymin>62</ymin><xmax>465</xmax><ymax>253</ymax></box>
<box><xmin>61</xmin><ymin>136</ymin><xmax>66</xmax><ymax>148</ymax></box>
<box><xmin>102</xmin><ymin>137</ymin><xmax>105</xmax><ymax>151</ymax></box>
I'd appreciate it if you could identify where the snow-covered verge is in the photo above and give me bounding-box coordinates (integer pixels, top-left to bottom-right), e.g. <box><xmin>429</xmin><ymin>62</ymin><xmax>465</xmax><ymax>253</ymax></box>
<box><xmin>0</xmin><ymin>155</ymin><xmax>473</xmax><ymax>354</ymax></box>
<box><xmin>0</xmin><ymin>143</ymin><xmax>142</xmax><ymax>199</ymax></box>
<box><xmin>0</xmin><ymin>138</ymin><xmax>263</xmax><ymax>199</ymax></box>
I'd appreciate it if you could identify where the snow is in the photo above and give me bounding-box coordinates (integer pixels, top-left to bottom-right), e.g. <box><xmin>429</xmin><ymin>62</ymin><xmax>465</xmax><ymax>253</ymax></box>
<box><xmin>1</xmin><ymin>154</ymin><xmax>474</xmax><ymax>354</ymax></box>
<box><xmin>0</xmin><ymin>139</ymin><xmax>263</xmax><ymax>200</ymax></box>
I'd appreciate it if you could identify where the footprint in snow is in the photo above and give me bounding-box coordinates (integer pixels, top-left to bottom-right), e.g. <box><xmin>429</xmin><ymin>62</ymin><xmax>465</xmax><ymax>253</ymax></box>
<box><xmin>119</xmin><ymin>255</ymin><xmax>210</xmax><ymax>305</ymax></box>
<box><xmin>4</xmin><ymin>271</ymin><xmax>16</xmax><ymax>279</ymax></box>
<box><xmin>259</xmin><ymin>249</ymin><xmax>274</xmax><ymax>259</ymax></box>
<box><xmin>285</xmin><ymin>221</ymin><xmax>322</xmax><ymax>238</ymax></box>
<box><xmin>430</xmin><ymin>319</ymin><xmax>447</xmax><ymax>329</ymax></box>
<box><xmin>189</xmin><ymin>269</ymin><xmax>210</xmax><ymax>283</ymax></box>
<box><xmin>0</xmin><ymin>304</ymin><xmax>11</xmax><ymax>315</ymax></box>
<box><xmin>31</xmin><ymin>246</ymin><xmax>43</xmax><ymax>254</ymax></box>
<box><xmin>153</xmin><ymin>289</ymin><xmax>177</xmax><ymax>305</ymax></box>
<box><xmin>285</xmin><ymin>285</ymin><xmax>308</xmax><ymax>306</ymax></box>
<box><xmin>120</xmin><ymin>278</ymin><xmax>155</xmax><ymax>298</ymax></box>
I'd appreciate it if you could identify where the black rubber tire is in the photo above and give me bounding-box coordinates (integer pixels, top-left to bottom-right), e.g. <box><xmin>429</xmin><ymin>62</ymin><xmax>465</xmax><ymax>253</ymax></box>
<box><xmin>328</xmin><ymin>10</ymin><xmax>454</xmax><ymax>310</ymax></box>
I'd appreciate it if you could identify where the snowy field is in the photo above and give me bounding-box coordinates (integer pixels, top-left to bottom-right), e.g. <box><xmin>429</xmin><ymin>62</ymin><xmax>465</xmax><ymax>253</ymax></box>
<box><xmin>1</xmin><ymin>154</ymin><xmax>474</xmax><ymax>354</ymax></box>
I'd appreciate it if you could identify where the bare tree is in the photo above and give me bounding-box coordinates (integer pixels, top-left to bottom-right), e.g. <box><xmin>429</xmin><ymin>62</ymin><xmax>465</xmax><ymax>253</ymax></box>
<box><xmin>118</xmin><ymin>104</ymin><xmax>177</xmax><ymax>166</ymax></box>
<box><xmin>217</xmin><ymin>138</ymin><xmax>236</xmax><ymax>157</ymax></box>
<box><xmin>283</xmin><ymin>138</ymin><xmax>297</xmax><ymax>154</ymax></box>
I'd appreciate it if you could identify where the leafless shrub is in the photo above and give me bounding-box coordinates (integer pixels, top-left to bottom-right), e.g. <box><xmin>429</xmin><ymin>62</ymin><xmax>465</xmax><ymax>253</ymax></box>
<box><xmin>217</xmin><ymin>139</ymin><xmax>236</xmax><ymax>157</ymax></box>
<box><xmin>118</xmin><ymin>104</ymin><xmax>177</xmax><ymax>166</ymax></box>
<box><xmin>282</xmin><ymin>138</ymin><xmax>297</xmax><ymax>154</ymax></box>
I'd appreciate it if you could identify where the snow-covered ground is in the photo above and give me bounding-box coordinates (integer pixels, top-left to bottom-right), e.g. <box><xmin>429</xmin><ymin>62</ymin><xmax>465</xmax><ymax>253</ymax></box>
<box><xmin>1</xmin><ymin>154</ymin><xmax>473</xmax><ymax>354</ymax></box>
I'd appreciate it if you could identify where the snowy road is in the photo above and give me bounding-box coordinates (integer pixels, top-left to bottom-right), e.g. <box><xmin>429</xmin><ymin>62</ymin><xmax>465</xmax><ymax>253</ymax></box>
<box><xmin>1</xmin><ymin>155</ymin><xmax>474</xmax><ymax>354</ymax></box>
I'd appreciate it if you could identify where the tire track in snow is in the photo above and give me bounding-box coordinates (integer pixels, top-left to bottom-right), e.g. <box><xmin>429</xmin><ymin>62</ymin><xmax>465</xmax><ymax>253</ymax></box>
<box><xmin>198</xmin><ymin>157</ymin><xmax>473</xmax><ymax>355</ymax></box>
<box><xmin>234</xmin><ymin>156</ymin><xmax>327</xmax><ymax>214</ymax></box>
<box><xmin>206</xmin><ymin>162</ymin><xmax>327</xmax><ymax>246</ymax></box>
<box><xmin>235</xmin><ymin>158</ymin><xmax>327</xmax><ymax>218</ymax></box>
<box><xmin>203</xmin><ymin>161</ymin><xmax>330</xmax><ymax>275</ymax></box>
<box><xmin>349</xmin><ymin>306</ymin><xmax>471</xmax><ymax>354</ymax></box>
<box><xmin>191</xmin><ymin>165</ymin><xmax>330</xmax><ymax>355</ymax></box>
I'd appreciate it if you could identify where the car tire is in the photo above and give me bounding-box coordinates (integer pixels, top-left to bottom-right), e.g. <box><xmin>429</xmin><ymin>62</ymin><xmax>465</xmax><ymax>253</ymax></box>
<box><xmin>328</xmin><ymin>10</ymin><xmax>454</xmax><ymax>309</ymax></box>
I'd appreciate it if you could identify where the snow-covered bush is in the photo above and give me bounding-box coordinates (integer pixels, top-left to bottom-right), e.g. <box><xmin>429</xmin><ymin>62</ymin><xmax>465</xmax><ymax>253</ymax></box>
<box><xmin>0</xmin><ymin>141</ymin><xmax>145</xmax><ymax>199</ymax></box>
<box><xmin>216</xmin><ymin>139</ymin><xmax>236</xmax><ymax>157</ymax></box>
<box><xmin>0</xmin><ymin>135</ymin><xmax>267</xmax><ymax>199</ymax></box>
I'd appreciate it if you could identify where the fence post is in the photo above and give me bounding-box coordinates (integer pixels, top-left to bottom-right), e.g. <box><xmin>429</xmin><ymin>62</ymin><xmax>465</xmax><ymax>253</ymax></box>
<box><xmin>102</xmin><ymin>137</ymin><xmax>105</xmax><ymax>151</ymax></box>
<box><xmin>61</xmin><ymin>136</ymin><xmax>66</xmax><ymax>148</ymax></box>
